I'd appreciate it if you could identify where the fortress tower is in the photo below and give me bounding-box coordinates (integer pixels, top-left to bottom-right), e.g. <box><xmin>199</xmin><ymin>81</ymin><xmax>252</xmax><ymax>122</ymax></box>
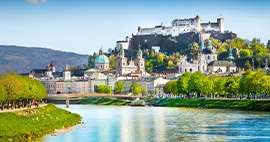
<box><xmin>217</xmin><ymin>18</ymin><xmax>224</xmax><ymax>33</ymax></box>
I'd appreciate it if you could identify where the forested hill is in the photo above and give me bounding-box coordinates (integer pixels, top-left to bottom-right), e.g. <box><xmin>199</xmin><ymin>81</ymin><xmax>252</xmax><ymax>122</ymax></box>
<box><xmin>0</xmin><ymin>45</ymin><xmax>89</xmax><ymax>74</ymax></box>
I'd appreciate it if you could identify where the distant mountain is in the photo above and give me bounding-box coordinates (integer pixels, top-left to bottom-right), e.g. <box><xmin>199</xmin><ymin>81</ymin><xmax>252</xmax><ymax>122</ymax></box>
<box><xmin>0</xmin><ymin>45</ymin><xmax>89</xmax><ymax>74</ymax></box>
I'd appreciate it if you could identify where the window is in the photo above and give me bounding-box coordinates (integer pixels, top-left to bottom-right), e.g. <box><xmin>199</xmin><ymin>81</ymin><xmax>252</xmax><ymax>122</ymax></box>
<box><xmin>213</xmin><ymin>55</ymin><xmax>215</xmax><ymax>60</ymax></box>
<box><xmin>203</xmin><ymin>66</ymin><xmax>205</xmax><ymax>71</ymax></box>
<box><xmin>208</xmin><ymin>55</ymin><xmax>210</xmax><ymax>60</ymax></box>
<box><xmin>185</xmin><ymin>68</ymin><xmax>187</xmax><ymax>72</ymax></box>
<box><xmin>198</xmin><ymin>66</ymin><xmax>200</xmax><ymax>71</ymax></box>
<box><xmin>190</xmin><ymin>68</ymin><xmax>192</xmax><ymax>72</ymax></box>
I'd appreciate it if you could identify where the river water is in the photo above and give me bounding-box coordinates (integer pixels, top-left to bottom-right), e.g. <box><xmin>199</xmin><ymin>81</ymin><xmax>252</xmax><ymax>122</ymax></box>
<box><xmin>41</xmin><ymin>105</ymin><xmax>270</xmax><ymax>142</ymax></box>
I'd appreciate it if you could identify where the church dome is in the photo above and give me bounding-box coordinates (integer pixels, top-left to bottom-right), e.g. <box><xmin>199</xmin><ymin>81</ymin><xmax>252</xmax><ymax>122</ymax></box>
<box><xmin>95</xmin><ymin>54</ymin><xmax>109</xmax><ymax>64</ymax></box>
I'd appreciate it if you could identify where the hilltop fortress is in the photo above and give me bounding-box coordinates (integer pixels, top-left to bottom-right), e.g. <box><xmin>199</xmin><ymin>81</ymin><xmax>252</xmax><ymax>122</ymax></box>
<box><xmin>137</xmin><ymin>15</ymin><xmax>224</xmax><ymax>36</ymax></box>
<box><xmin>116</xmin><ymin>15</ymin><xmax>236</xmax><ymax>55</ymax></box>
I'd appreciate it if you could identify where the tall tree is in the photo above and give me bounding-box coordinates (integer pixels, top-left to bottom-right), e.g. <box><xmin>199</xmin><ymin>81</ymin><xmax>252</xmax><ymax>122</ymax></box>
<box><xmin>188</xmin><ymin>72</ymin><xmax>205</xmax><ymax>97</ymax></box>
<box><xmin>88</xmin><ymin>52</ymin><xmax>97</xmax><ymax>68</ymax></box>
<box><xmin>224</xmin><ymin>76</ymin><xmax>240</xmax><ymax>98</ymax></box>
<box><xmin>130</xmin><ymin>82</ymin><xmax>142</xmax><ymax>95</ymax></box>
<box><xmin>0</xmin><ymin>82</ymin><xmax>7</xmax><ymax>109</ymax></box>
<box><xmin>177</xmin><ymin>72</ymin><xmax>192</xmax><ymax>96</ymax></box>
<box><xmin>113</xmin><ymin>81</ymin><xmax>126</xmax><ymax>94</ymax></box>
<box><xmin>164</xmin><ymin>80</ymin><xmax>177</xmax><ymax>94</ymax></box>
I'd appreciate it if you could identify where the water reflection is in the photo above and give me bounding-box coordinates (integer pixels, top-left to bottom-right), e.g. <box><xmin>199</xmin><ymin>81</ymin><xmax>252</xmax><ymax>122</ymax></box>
<box><xmin>41</xmin><ymin>105</ymin><xmax>270</xmax><ymax>142</ymax></box>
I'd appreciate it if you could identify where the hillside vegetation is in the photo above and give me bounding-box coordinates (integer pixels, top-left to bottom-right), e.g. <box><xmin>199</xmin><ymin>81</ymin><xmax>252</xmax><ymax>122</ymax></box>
<box><xmin>0</xmin><ymin>45</ymin><xmax>88</xmax><ymax>73</ymax></box>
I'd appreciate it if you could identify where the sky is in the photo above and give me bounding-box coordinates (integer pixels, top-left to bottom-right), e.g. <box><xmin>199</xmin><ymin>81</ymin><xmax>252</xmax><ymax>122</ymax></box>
<box><xmin>0</xmin><ymin>0</ymin><xmax>269</xmax><ymax>55</ymax></box>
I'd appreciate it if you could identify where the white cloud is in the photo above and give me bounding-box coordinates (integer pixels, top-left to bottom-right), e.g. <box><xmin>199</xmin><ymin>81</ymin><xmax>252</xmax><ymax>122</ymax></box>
<box><xmin>26</xmin><ymin>0</ymin><xmax>48</xmax><ymax>5</ymax></box>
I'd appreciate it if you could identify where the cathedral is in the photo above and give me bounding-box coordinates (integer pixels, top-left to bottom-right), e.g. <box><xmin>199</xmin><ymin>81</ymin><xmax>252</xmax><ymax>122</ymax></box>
<box><xmin>116</xmin><ymin>47</ymin><xmax>145</xmax><ymax>76</ymax></box>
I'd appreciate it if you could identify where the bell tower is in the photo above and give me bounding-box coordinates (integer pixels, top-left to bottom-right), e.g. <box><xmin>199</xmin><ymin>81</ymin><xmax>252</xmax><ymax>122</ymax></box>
<box><xmin>116</xmin><ymin>48</ymin><xmax>127</xmax><ymax>75</ymax></box>
<box><xmin>136</xmin><ymin>44</ymin><xmax>145</xmax><ymax>74</ymax></box>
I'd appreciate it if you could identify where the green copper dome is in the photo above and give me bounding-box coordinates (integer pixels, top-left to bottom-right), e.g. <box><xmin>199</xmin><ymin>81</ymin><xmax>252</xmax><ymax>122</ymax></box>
<box><xmin>95</xmin><ymin>54</ymin><xmax>109</xmax><ymax>63</ymax></box>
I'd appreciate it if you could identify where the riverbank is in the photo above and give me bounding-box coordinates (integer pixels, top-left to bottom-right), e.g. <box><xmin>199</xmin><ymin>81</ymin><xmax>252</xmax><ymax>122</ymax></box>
<box><xmin>0</xmin><ymin>104</ymin><xmax>81</xmax><ymax>142</ymax></box>
<box><xmin>79</xmin><ymin>97</ymin><xmax>130</xmax><ymax>105</ymax></box>
<box><xmin>79</xmin><ymin>97</ymin><xmax>270</xmax><ymax>111</ymax></box>
<box><xmin>152</xmin><ymin>98</ymin><xmax>270</xmax><ymax>111</ymax></box>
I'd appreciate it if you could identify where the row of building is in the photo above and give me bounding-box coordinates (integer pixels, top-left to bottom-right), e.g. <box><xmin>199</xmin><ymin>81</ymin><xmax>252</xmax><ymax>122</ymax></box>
<box><xmin>28</xmin><ymin>48</ymin><xmax>169</xmax><ymax>95</ymax></box>
<box><xmin>28</xmin><ymin>16</ymin><xmax>239</xmax><ymax>95</ymax></box>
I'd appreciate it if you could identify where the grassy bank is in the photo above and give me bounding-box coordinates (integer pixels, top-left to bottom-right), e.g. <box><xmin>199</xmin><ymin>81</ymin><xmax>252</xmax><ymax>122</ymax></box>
<box><xmin>79</xmin><ymin>97</ymin><xmax>270</xmax><ymax>111</ymax></box>
<box><xmin>79</xmin><ymin>97</ymin><xmax>130</xmax><ymax>105</ymax></box>
<box><xmin>151</xmin><ymin>98</ymin><xmax>270</xmax><ymax>111</ymax></box>
<box><xmin>0</xmin><ymin>104</ymin><xmax>81</xmax><ymax>142</ymax></box>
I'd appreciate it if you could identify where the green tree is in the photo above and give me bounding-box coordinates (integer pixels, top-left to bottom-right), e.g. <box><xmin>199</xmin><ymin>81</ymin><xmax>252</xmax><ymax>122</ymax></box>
<box><xmin>202</xmin><ymin>76</ymin><xmax>213</xmax><ymax>97</ymax></box>
<box><xmin>188</xmin><ymin>42</ymin><xmax>199</xmax><ymax>59</ymax></box>
<box><xmin>252</xmin><ymin>69</ymin><xmax>269</xmax><ymax>97</ymax></box>
<box><xmin>240</xmin><ymin>49</ymin><xmax>252</xmax><ymax>58</ymax></box>
<box><xmin>164</xmin><ymin>80</ymin><xmax>177</xmax><ymax>94</ymax></box>
<box><xmin>230</xmin><ymin>38</ymin><xmax>247</xmax><ymax>49</ymax></box>
<box><xmin>149</xmin><ymin>50</ymin><xmax>155</xmax><ymax>58</ymax></box>
<box><xmin>244</xmin><ymin>61</ymin><xmax>252</xmax><ymax>70</ymax></box>
<box><xmin>167</xmin><ymin>60</ymin><xmax>175</xmax><ymax>69</ymax></box>
<box><xmin>140</xmin><ymin>85</ymin><xmax>148</xmax><ymax>95</ymax></box>
<box><xmin>109</xmin><ymin>55</ymin><xmax>116</xmax><ymax>69</ymax></box>
<box><xmin>188</xmin><ymin>72</ymin><xmax>205</xmax><ymax>97</ymax></box>
<box><xmin>130</xmin><ymin>82</ymin><xmax>142</xmax><ymax>95</ymax></box>
<box><xmin>177</xmin><ymin>72</ymin><xmax>192</xmax><ymax>96</ymax></box>
<box><xmin>217</xmin><ymin>42</ymin><xmax>229</xmax><ymax>55</ymax></box>
<box><xmin>157</xmin><ymin>53</ymin><xmax>164</xmax><ymax>63</ymax></box>
<box><xmin>96</xmin><ymin>85</ymin><xmax>112</xmax><ymax>94</ymax></box>
<box><xmin>88</xmin><ymin>52</ymin><xmax>97</xmax><ymax>68</ymax></box>
<box><xmin>213</xmin><ymin>77</ymin><xmax>227</xmax><ymax>97</ymax></box>
<box><xmin>224</xmin><ymin>76</ymin><xmax>240</xmax><ymax>98</ymax></box>
<box><xmin>145</xmin><ymin>60</ymin><xmax>153</xmax><ymax>73</ymax></box>
<box><xmin>240</xmin><ymin>70</ymin><xmax>255</xmax><ymax>97</ymax></box>
<box><xmin>0</xmin><ymin>82</ymin><xmax>7</xmax><ymax>109</ymax></box>
<box><xmin>113</xmin><ymin>81</ymin><xmax>126</xmax><ymax>94</ymax></box>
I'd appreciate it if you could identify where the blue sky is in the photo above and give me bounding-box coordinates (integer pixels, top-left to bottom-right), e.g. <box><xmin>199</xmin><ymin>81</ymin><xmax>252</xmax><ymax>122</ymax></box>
<box><xmin>0</xmin><ymin>0</ymin><xmax>269</xmax><ymax>54</ymax></box>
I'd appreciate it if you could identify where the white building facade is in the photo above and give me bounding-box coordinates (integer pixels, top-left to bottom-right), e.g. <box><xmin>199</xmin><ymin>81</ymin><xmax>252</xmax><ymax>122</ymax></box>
<box><xmin>137</xmin><ymin>15</ymin><xmax>224</xmax><ymax>37</ymax></box>
<box><xmin>116</xmin><ymin>48</ymin><xmax>145</xmax><ymax>76</ymax></box>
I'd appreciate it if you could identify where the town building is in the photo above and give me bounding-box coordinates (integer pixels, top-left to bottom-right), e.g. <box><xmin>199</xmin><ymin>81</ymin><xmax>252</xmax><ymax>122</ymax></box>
<box><xmin>178</xmin><ymin>33</ymin><xmax>221</xmax><ymax>74</ymax></box>
<box><xmin>137</xmin><ymin>15</ymin><xmax>224</xmax><ymax>37</ymax></box>
<box><xmin>55</xmin><ymin>80</ymin><xmax>90</xmax><ymax>94</ymax></box>
<box><xmin>29</xmin><ymin>61</ymin><xmax>56</xmax><ymax>79</ymax></box>
<box><xmin>208</xmin><ymin>61</ymin><xmax>237</xmax><ymax>74</ymax></box>
<box><xmin>63</xmin><ymin>64</ymin><xmax>71</xmax><ymax>81</ymax></box>
<box><xmin>116</xmin><ymin>36</ymin><xmax>131</xmax><ymax>50</ymax></box>
<box><xmin>179</xmin><ymin>37</ymin><xmax>208</xmax><ymax>74</ymax></box>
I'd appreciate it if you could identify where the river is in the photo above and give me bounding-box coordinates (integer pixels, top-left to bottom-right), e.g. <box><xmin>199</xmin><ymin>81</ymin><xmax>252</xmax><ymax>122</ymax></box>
<box><xmin>40</xmin><ymin>105</ymin><xmax>270</xmax><ymax>142</ymax></box>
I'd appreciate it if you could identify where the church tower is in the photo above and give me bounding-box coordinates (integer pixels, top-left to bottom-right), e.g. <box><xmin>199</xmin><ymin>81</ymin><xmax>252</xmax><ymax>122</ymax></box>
<box><xmin>63</xmin><ymin>64</ymin><xmax>71</xmax><ymax>81</ymax></box>
<box><xmin>116</xmin><ymin>48</ymin><xmax>127</xmax><ymax>75</ymax></box>
<box><xmin>136</xmin><ymin>46</ymin><xmax>145</xmax><ymax>74</ymax></box>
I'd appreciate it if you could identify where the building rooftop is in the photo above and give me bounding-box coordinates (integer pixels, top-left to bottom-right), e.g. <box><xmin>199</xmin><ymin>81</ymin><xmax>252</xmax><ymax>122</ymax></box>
<box><xmin>94</xmin><ymin>54</ymin><xmax>109</xmax><ymax>64</ymax></box>
<box><xmin>208</xmin><ymin>61</ymin><xmax>236</xmax><ymax>67</ymax></box>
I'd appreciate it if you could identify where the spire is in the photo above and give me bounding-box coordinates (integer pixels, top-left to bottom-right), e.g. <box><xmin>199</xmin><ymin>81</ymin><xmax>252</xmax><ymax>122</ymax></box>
<box><xmin>99</xmin><ymin>47</ymin><xmax>103</xmax><ymax>55</ymax></box>
<box><xmin>137</xmin><ymin>42</ymin><xmax>142</xmax><ymax>59</ymax></box>
<box><xmin>119</xmin><ymin>47</ymin><xmax>125</xmax><ymax>58</ymax></box>
<box><xmin>227</xmin><ymin>46</ymin><xmax>234</xmax><ymax>60</ymax></box>
<box><xmin>199</xmin><ymin>34</ymin><xmax>205</xmax><ymax>51</ymax></box>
